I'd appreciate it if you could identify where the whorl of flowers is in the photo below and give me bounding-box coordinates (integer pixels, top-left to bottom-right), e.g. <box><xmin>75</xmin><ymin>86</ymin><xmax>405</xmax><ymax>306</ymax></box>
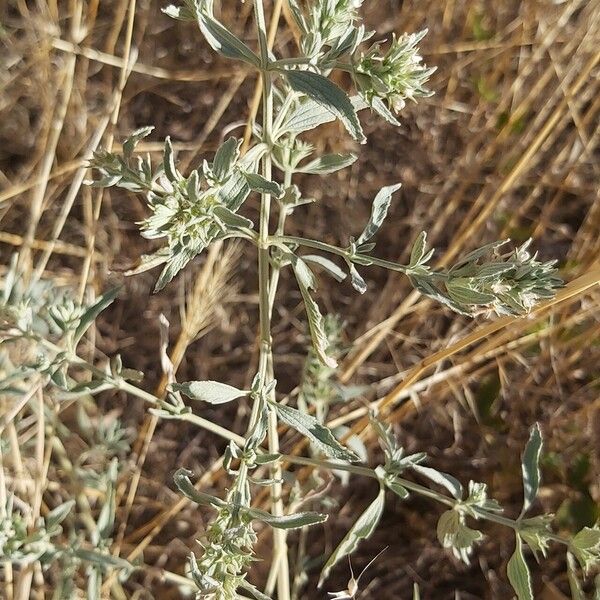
<box><xmin>187</xmin><ymin>506</ymin><xmax>257</xmax><ymax>599</ymax></box>
<box><xmin>90</xmin><ymin>130</ymin><xmax>256</xmax><ymax>291</ymax></box>
<box><xmin>354</xmin><ymin>30</ymin><xmax>435</xmax><ymax>113</ymax></box>
<box><xmin>409</xmin><ymin>236</ymin><xmax>563</xmax><ymax>317</ymax></box>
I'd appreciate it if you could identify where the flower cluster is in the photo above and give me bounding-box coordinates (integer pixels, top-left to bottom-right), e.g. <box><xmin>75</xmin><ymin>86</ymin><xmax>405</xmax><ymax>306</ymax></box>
<box><xmin>187</xmin><ymin>505</ymin><xmax>257</xmax><ymax>599</ymax></box>
<box><xmin>90</xmin><ymin>131</ymin><xmax>257</xmax><ymax>291</ymax></box>
<box><xmin>314</xmin><ymin>0</ymin><xmax>364</xmax><ymax>44</ymax></box>
<box><xmin>409</xmin><ymin>236</ymin><xmax>563</xmax><ymax>317</ymax></box>
<box><xmin>353</xmin><ymin>31</ymin><xmax>435</xmax><ymax>114</ymax></box>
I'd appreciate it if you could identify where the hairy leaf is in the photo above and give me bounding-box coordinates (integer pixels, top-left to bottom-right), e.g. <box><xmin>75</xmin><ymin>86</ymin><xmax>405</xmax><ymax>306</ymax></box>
<box><xmin>507</xmin><ymin>535</ymin><xmax>533</xmax><ymax>600</ymax></box>
<box><xmin>195</xmin><ymin>6</ymin><xmax>261</xmax><ymax>67</ymax></box>
<box><xmin>297</xmin><ymin>153</ymin><xmax>357</xmax><ymax>175</ymax></box>
<box><xmin>356</xmin><ymin>184</ymin><xmax>402</xmax><ymax>244</ymax></box>
<box><xmin>413</xmin><ymin>464</ymin><xmax>463</xmax><ymax>500</ymax></box>
<box><xmin>73</xmin><ymin>287</ymin><xmax>120</xmax><ymax>346</ymax></box>
<box><xmin>520</xmin><ymin>423</ymin><xmax>543</xmax><ymax>516</ymax></box>
<box><xmin>282</xmin><ymin>69</ymin><xmax>365</xmax><ymax>142</ymax></box>
<box><xmin>318</xmin><ymin>486</ymin><xmax>385</xmax><ymax>586</ymax></box>
<box><xmin>170</xmin><ymin>380</ymin><xmax>248</xmax><ymax>404</ymax></box>
<box><xmin>247</xmin><ymin>506</ymin><xmax>328</xmax><ymax>529</ymax></box>
<box><xmin>272</xmin><ymin>402</ymin><xmax>358</xmax><ymax>462</ymax></box>
<box><xmin>292</xmin><ymin>257</ymin><xmax>337</xmax><ymax>367</ymax></box>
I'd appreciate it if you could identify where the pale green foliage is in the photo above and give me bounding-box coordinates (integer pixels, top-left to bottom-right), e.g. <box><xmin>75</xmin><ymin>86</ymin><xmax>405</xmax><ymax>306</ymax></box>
<box><xmin>0</xmin><ymin>0</ymin><xmax>575</xmax><ymax>598</ymax></box>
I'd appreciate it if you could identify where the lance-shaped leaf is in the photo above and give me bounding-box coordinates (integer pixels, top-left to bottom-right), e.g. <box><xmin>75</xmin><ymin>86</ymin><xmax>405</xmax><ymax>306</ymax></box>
<box><xmin>520</xmin><ymin>423</ymin><xmax>543</xmax><ymax>516</ymax></box>
<box><xmin>291</xmin><ymin>257</ymin><xmax>337</xmax><ymax>368</ymax></box>
<box><xmin>122</xmin><ymin>126</ymin><xmax>154</xmax><ymax>158</ymax></box>
<box><xmin>297</xmin><ymin>153</ymin><xmax>357</xmax><ymax>175</ymax></box>
<box><xmin>281</xmin><ymin>69</ymin><xmax>365</xmax><ymax>143</ymax></box>
<box><xmin>282</xmin><ymin>95</ymin><xmax>367</xmax><ymax>136</ymax></box>
<box><xmin>73</xmin><ymin>287</ymin><xmax>120</xmax><ymax>346</ymax></box>
<box><xmin>356</xmin><ymin>184</ymin><xmax>402</xmax><ymax>244</ymax></box>
<box><xmin>246</xmin><ymin>506</ymin><xmax>328</xmax><ymax>530</ymax></box>
<box><xmin>45</xmin><ymin>500</ymin><xmax>75</xmax><ymax>530</ymax></box>
<box><xmin>242</xmin><ymin>172</ymin><xmax>284</xmax><ymax>198</ymax></box>
<box><xmin>174</xmin><ymin>469</ymin><xmax>227</xmax><ymax>508</ymax></box>
<box><xmin>73</xmin><ymin>548</ymin><xmax>131</xmax><ymax>571</ymax></box>
<box><xmin>170</xmin><ymin>380</ymin><xmax>248</xmax><ymax>404</ymax></box>
<box><xmin>303</xmin><ymin>255</ymin><xmax>347</xmax><ymax>283</ymax></box>
<box><xmin>212</xmin><ymin>205</ymin><xmax>254</xmax><ymax>229</ymax></box>
<box><xmin>412</xmin><ymin>464</ymin><xmax>463</xmax><ymax>500</ymax></box>
<box><xmin>318</xmin><ymin>485</ymin><xmax>385</xmax><ymax>586</ymax></box>
<box><xmin>272</xmin><ymin>401</ymin><xmax>358</xmax><ymax>462</ymax></box>
<box><xmin>507</xmin><ymin>534</ymin><xmax>533</xmax><ymax>600</ymax></box>
<box><xmin>193</xmin><ymin>5</ymin><xmax>260</xmax><ymax>67</ymax></box>
<box><xmin>212</xmin><ymin>137</ymin><xmax>241</xmax><ymax>181</ymax></box>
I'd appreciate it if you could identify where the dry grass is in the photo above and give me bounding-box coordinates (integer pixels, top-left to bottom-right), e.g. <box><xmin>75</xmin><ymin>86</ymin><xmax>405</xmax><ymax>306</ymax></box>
<box><xmin>1</xmin><ymin>0</ymin><xmax>599</xmax><ymax>598</ymax></box>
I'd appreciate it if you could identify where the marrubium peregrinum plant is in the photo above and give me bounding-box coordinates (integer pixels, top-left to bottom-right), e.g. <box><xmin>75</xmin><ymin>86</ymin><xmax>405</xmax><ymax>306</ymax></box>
<box><xmin>82</xmin><ymin>0</ymin><xmax>596</xmax><ymax>598</ymax></box>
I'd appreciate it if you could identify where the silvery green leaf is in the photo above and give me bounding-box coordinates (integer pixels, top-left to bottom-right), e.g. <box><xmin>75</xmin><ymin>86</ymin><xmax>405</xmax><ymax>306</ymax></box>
<box><xmin>349</xmin><ymin>263</ymin><xmax>367</xmax><ymax>294</ymax></box>
<box><xmin>507</xmin><ymin>535</ymin><xmax>533</xmax><ymax>600</ymax></box>
<box><xmin>446</xmin><ymin>280</ymin><xmax>495</xmax><ymax>306</ymax></box>
<box><xmin>212</xmin><ymin>205</ymin><xmax>253</xmax><ymax>229</ymax></box>
<box><xmin>122</xmin><ymin>126</ymin><xmax>154</xmax><ymax>158</ymax></box>
<box><xmin>219</xmin><ymin>169</ymin><xmax>251</xmax><ymax>211</ymax></box>
<box><xmin>413</xmin><ymin>583</ymin><xmax>421</xmax><ymax>600</ymax></box>
<box><xmin>173</xmin><ymin>469</ymin><xmax>226</xmax><ymax>509</ymax></box>
<box><xmin>412</xmin><ymin>464</ymin><xmax>463</xmax><ymax>500</ymax></box>
<box><xmin>296</xmin><ymin>153</ymin><xmax>357</xmax><ymax>174</ymax></box>
<box><xmin>154</xmin><ymin>246</ymin><xmax>198</xmax><ymax>292</ymax></box>
<box><xmin>567</xmin><ymin>553</ymin><xmax>585</xmax><ymax>600</ymax></box>
<box><xmin>436</xmin><ymin>510</ymin><xmax>482</xmax><ymax>563</ymax></box>
<box><xmin>520</xmin><ymin>423</ymin><xmax>542</xmax><ymax>516</ymax></box>
<box><xmin>356</xmin><ymin>184</ymin><xmax>402</xmax><ymax>244</ymax></box>
<box><xmin>246</xmin><ymin>506</ymin><xmax>327</xmax><ymax>529</ymax></box>
<box><xmin>239</xmin><ymin>580</ymin><xmax>274</xmax><ymax>600</ymax></box>
<box><xmin>254</xmin><ymin>453</ymin><xmax>281</xmax><ymax>465</ymax></box>
<box><xmin>282</xmin><ymin>69</ymin><xmax>365</xmax><ymax>142</ymax></box>
<box><xmin>570</xmin><ymin>525</ymin><xmax>600</xmax><ymax>574</ymax></box>
<box><xmin>272</xmin><ymin>402</ymin><xmax>358</xmax><ymax>462</ymax></box>
<box><xmin>163</xmin><ymin>137</ymin><xmax>180</xmax><ymax>182</ymax></box>
<box><xmin>125</xmin><ymin>249</ymin><xmax>170</xmax><ymax>276</ymax></box>
<box><xmin>242</xmin><ymin>172</ymin><xmax>284</xmax><ymax>198</ymax></box>
<box><xmin>303</xmin><ymin>255</ymin><xmax>347</xmax><ymax>282</ymax></box>
<box><xmin>281</xmin><ymin>95</ymin><xmax>366</xmax><ymax>136</ymax></box>
<box><xmin>369</xmin><ymin>96</ymin><xmax>401</xmax><ymax>126</ymax></box>
<box><xmin>410</xmin><ymin>231</ymin><xmax>428</xmax><ymax>267</ymax></box>
<box><xmin>170</xmin><ymin>380</ymin><xmax>248</xmax><ymax>404</ymax></box>
<box><xmin>195</xmin><ymin>6</ymin><xmax>261</xmax><ymax>67</ymax></box>
<box><xmin>318</xmin><ymin>485</ymin><xmax>385</xmax><ymax>586</ymax></box>
<box><xmin>74</xmin><ymin>549</ymin><xmax>131</xmax><ymax>571</ymax></box>
<box><xmin>45</xmin><ymin>500</ymin><xmax>75</xmax><ymax>530</ymax></box>
<box><xmin>212</xmin><ymin>137</ymin><xmax>241</xmax><ymax>181</ymax></box>
<box><xmin>73</xmin><ymin>287</ymin><xmax>120</xmax><ymax>346</ymax></box>
<box><xmin>292</xmin><ymin>259</ymin><xmax>337</xmax><ymax>368</ymax></box>
<box><xmin>386</xmin><ymin>480</ymin><xmax>409</xmax><ymax>499</ymax></box>
<box><xmin>97</xmin><ymin>459</ymin><xmax>118</xmax><ymax>539</ymax></box>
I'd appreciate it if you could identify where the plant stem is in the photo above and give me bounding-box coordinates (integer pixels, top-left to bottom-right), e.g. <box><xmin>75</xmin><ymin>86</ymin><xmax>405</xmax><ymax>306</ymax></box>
<box><xmin>279</xmin><ymin>454</ymin><xmax>571</xmax><ymax>546</ymax></box>
<box><xmin>253</xmin><ymin>1</ymin><xmax>290</xmax><ymax>597</ymax></box>
<box><xmin>272</xmin><ymin>234</ymin><xmax>412</xmax><ymax>274</ymax></box>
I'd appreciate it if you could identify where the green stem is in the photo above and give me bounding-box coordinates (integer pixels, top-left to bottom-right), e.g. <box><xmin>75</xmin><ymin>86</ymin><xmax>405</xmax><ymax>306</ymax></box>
<box><xmin>278</xmin><ymin>454</ymin><xmax>571</xmax><ymax>546</ymax></box>
<box><xmin>252</xmin><ymin>1</ymin><xmax>290</xmax><ymax>597</ymax></box>
<box><xmin>272</xmin><ymin>234</ymin><xmax>412</xmax><ymax>274</ymax></box>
